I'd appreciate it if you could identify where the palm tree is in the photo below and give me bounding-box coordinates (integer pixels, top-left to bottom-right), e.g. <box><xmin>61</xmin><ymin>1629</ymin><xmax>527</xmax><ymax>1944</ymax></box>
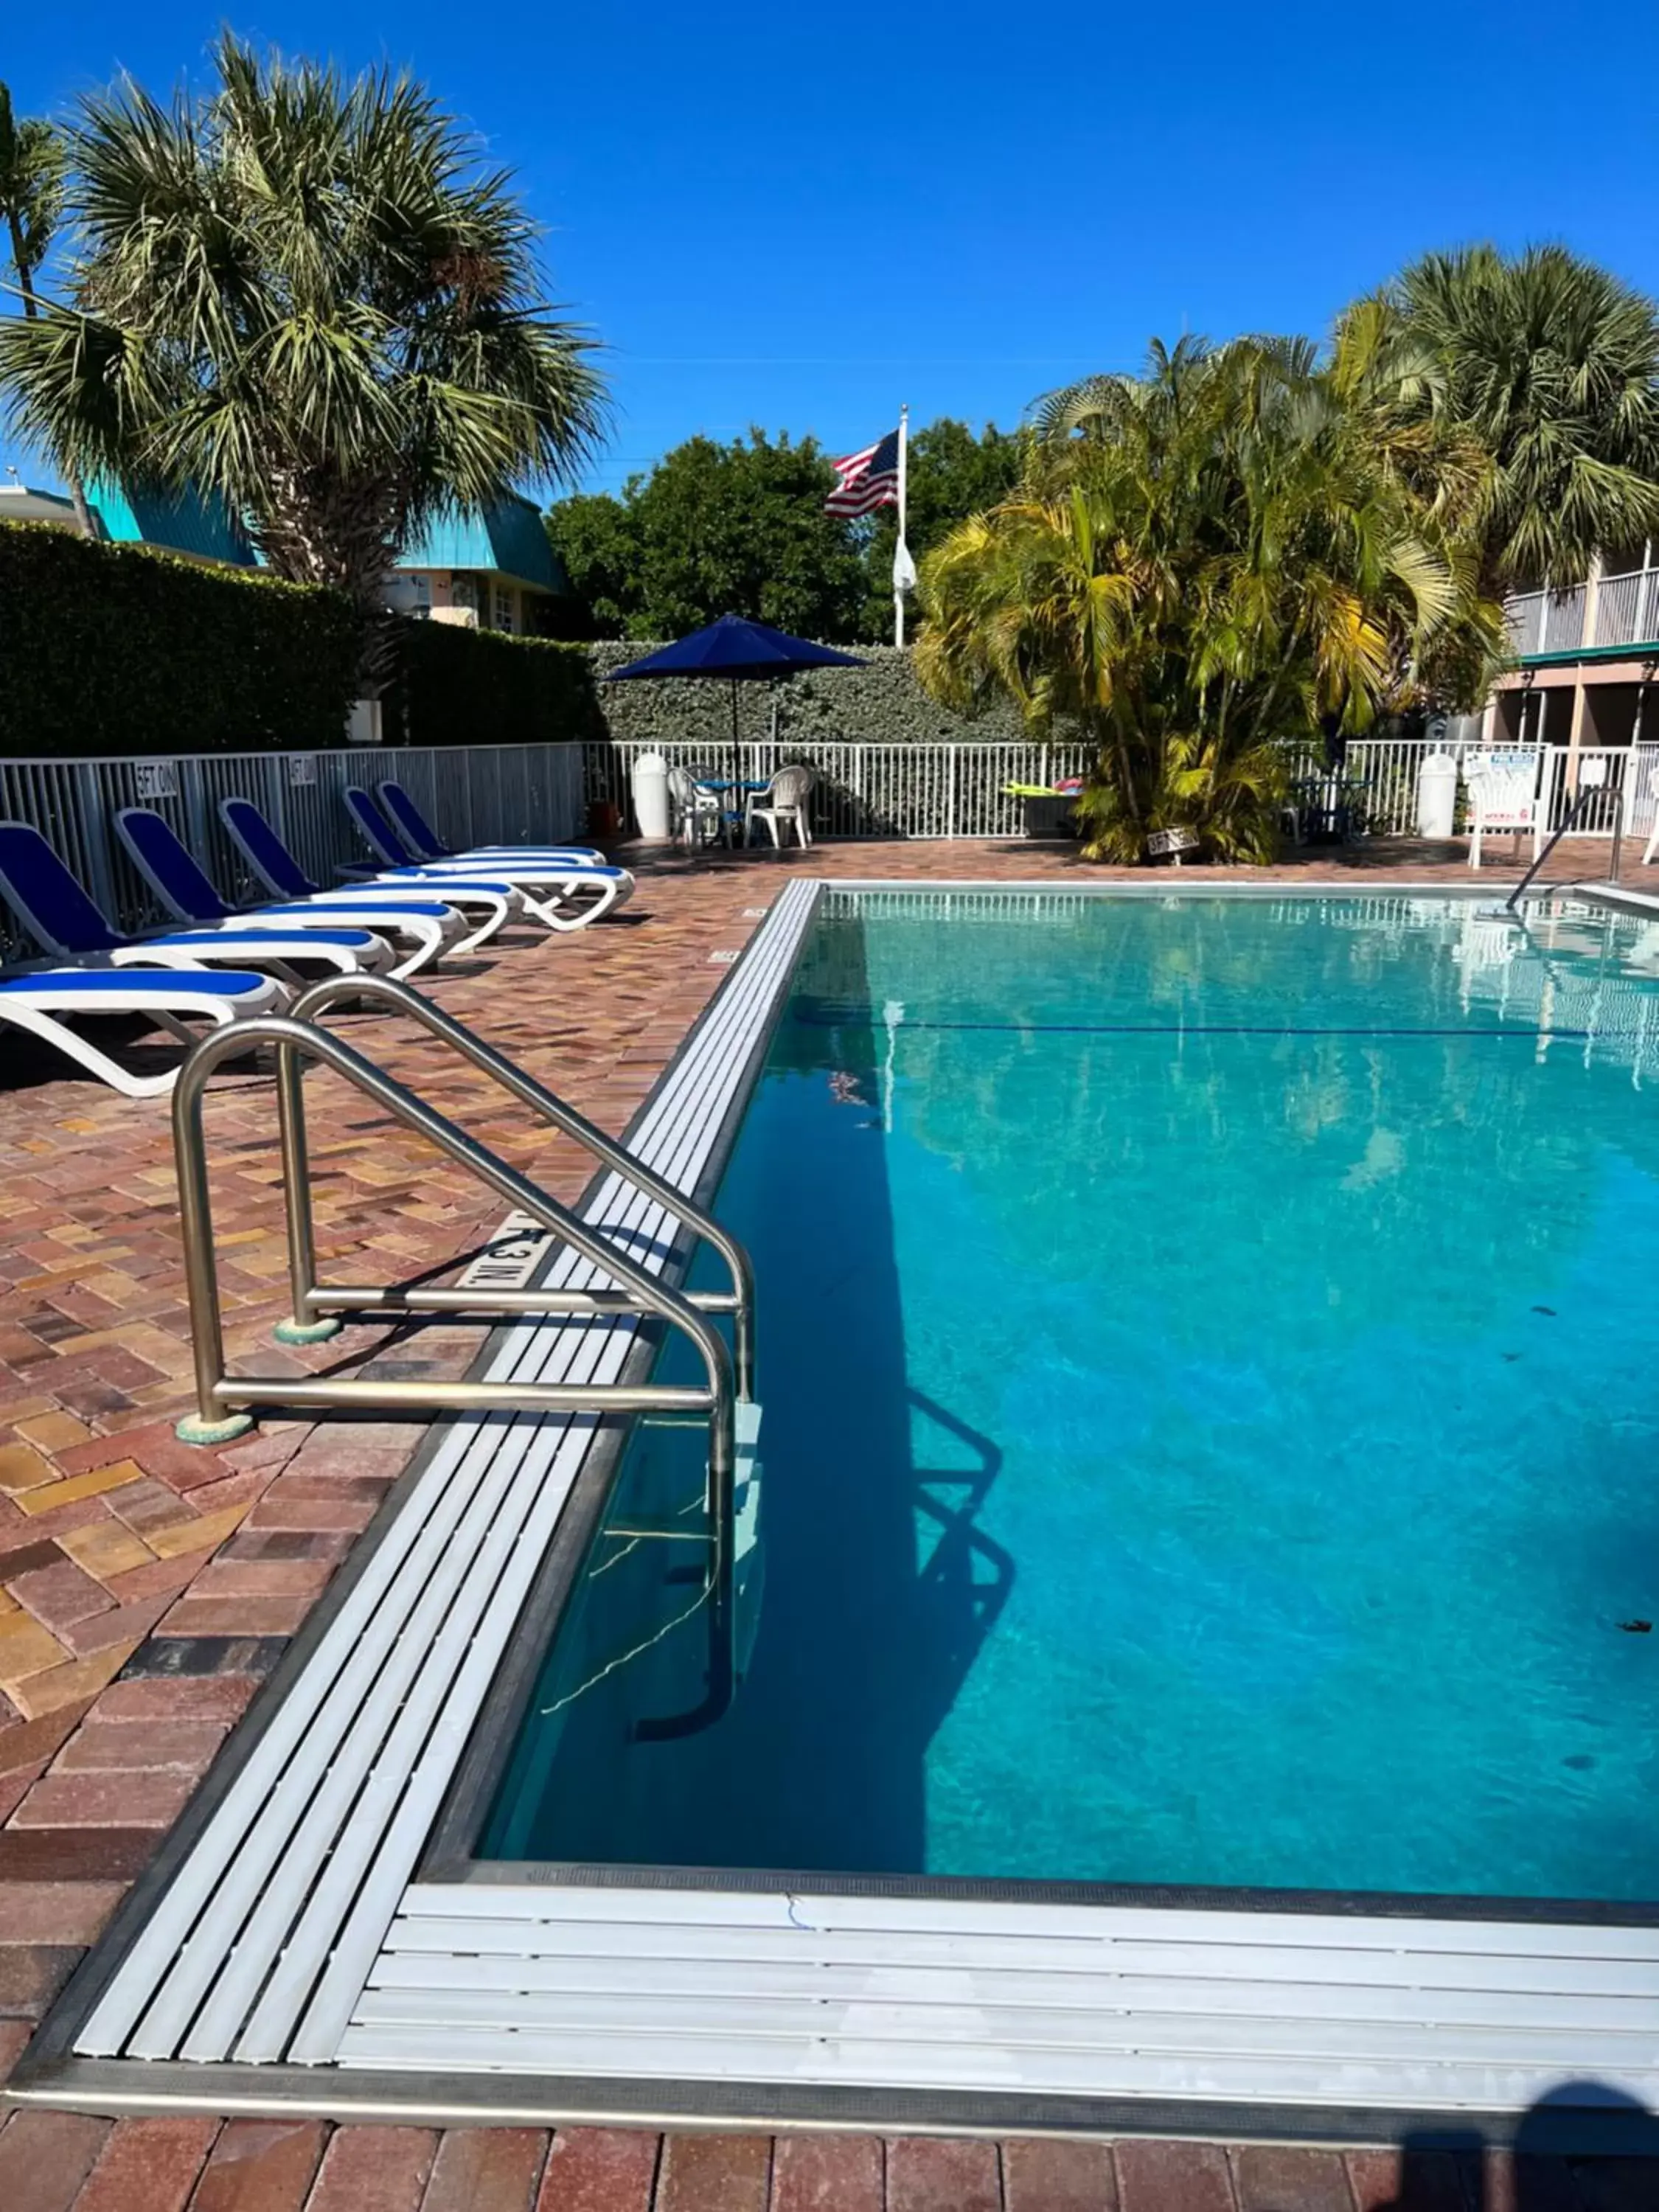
<box><xmin>0</xmin><ymin>83</ymin><xmax>93</xmax><ymax>535</ymax></box>
<box><xmin>1392</xmin><ymin>246</ymin><xmax>1659</xmax><ymax>591</ymax></box>
<box><xmin>916</xmin><ymin>337</ymin><xmax>1505</xmax><ymax>862</ymax></box>
<box><xmin>0</xmin><ymin>36</ymin><xmax>605</xmax><ymax>682</ymax></box>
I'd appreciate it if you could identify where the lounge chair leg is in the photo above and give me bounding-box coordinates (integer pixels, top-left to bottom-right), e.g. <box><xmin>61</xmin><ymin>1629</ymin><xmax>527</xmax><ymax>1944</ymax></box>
<box><xmin>0</xmin><ymin>1002</ymin><xmax>218</xmax><ymax>1098</ymax></box>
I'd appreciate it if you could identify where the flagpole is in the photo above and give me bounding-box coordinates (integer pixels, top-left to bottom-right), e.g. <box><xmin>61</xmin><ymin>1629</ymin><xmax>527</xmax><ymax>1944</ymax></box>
<box><xmin>894</xmin><ymin>403</ymin><xmax>908</xmax><ymax>650</ymax></box>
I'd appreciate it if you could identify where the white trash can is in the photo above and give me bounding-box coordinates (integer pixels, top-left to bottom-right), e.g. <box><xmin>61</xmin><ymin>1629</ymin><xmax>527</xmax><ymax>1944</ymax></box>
<box><xmin>630</xmin><ymin>751</ymin><xmax>671</xmax><ymax>841</ymax></box>
<box><xmin>1416</xmin><ymin>751</ymin><xmax>1459</xmax><ymax>838</ymax></box>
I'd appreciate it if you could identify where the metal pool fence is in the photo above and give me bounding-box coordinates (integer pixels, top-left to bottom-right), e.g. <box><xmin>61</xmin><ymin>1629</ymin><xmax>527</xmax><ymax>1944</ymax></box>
<box><xmin>0</xmin><ymin>742</ymin><xmax>585</xmax><ymax>965</ymax></box>
<box><xmin>6</xmin><ymin>734</ymin><xmax>1656</xmax><ymax>967</ymax></box>
<box><xmin>583</xmin><ymin>734</ymin><xmax>1659</xmax><ymax>844</ymax></box>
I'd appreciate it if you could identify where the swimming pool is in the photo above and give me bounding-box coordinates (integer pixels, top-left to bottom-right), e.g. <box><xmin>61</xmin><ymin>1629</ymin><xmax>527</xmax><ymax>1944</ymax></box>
<box><xmin>483</xmin><ymin>890</ymin><xmax>1659</xmax><ymax>1905</ymax></box>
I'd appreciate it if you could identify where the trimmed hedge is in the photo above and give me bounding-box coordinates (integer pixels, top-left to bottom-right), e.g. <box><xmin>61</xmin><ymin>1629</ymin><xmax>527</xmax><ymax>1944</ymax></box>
<box><xmin>384</xmin><ymin>621</ymin><xmax>607</xmax><ymax>749</ymax></box>
<box><xmin>585</xmin><ymin>640</ymin><xmax>1026</xmax><ymax>748</ymax></box>
<box><xmin>0</xmin><ymin>517</ymin><xmax>1012</xmax><ymax>759</ymax></box>
<box><xmin>0</xmin><ymin>520</ymin><xmax>360</xmax><ymax>757</ymax></box>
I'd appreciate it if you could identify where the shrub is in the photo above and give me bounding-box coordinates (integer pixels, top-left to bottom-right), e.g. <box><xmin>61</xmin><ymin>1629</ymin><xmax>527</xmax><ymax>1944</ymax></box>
<box><xmin>384</xmin><ymin>622</ymin><xmax>606</xmax><ymax>748</ymax></box>
<box><xmin>0</xmin><ymin>519</ymin><xmax>361</xmax><ymax>757</ymax></box>
<box><xmin>584</xmin><ymin>640</ymin><xmax>1026</xmax><ymax>748</ymax></box>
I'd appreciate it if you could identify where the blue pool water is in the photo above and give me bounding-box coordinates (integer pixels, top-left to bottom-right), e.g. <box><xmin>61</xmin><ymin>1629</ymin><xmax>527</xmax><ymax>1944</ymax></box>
<box><xmin>485</xmin><ymin>892</ymin><xmax>1659</xmax><ymax>1899</ymax></box>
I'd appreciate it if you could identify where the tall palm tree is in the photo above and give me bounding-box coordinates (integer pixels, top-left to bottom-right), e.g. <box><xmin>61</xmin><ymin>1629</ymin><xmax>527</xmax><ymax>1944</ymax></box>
<box><xmin>917</xmin><ymin>337</ymin><xmax>1505</xmax><ymax>862</ymax></box>
<box><xmin>1392</xmin><ymin>246</ymin><xmax>1659</xmax><ymax>590</ymax></box>
<box><xmin>0</xmin><ymin>83</ymin><xmax>93</xmax><ymax>534</ymax></box>
<box><xmin>0</xmin><ymin>35</ymin><xmax>606</xmax><ymax>681</ymax></box>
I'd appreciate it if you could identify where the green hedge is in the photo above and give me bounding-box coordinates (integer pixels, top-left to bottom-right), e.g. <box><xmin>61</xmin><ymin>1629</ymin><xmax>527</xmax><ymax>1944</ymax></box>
<box><xmin>384</xmin><ymin>622</ymin><xmax>606</xmax><ymax>749</ymax></box>
<box><xmin>0</xmin><ymin>520</ymin><xmax>361</xmax><ymax>757</ymax></box>
<box><xmin>584</xmin><ymin>640</ymin><xmax>1026</xmax><ymax>748</ymax></box>
<box><xmin>0</xmin><ymin>518</ymin><xmax>1008</xmax><ymax>759</ymax></box>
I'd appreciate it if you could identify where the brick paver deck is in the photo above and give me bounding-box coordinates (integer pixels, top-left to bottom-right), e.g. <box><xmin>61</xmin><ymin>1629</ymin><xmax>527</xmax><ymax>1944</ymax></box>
<box><xmin>0</xmin><ymin>835</ymin><xmax>1647</xmax><ymax>2208</ymax></box>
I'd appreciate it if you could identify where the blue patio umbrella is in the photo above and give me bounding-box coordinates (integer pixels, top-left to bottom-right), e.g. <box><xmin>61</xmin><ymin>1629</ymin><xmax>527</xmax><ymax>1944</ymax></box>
<box><xmin>606</xmin><ymin>613</ymin><xmax>866</xmax><ymax>745</ymax></box>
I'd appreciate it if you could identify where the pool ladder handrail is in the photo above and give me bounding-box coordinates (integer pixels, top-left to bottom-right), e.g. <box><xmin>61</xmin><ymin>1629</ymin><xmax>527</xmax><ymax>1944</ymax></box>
<box><xmin>170</xmin><ymin>971</ymin><xmax>757</xmax><ymax>1736</ymax></box>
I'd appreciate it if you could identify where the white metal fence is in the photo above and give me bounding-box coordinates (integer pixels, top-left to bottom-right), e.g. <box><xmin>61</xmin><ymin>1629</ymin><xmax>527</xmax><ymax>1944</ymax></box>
<box><xmin>0</xmin><ymin>742</ymin><xmax>584</xmax><ymax>964</ymax></box>
<box><xmin>583</xmin><ymin>737</ymin><xmax>1100</xmax><ymax>842</ymax></box>
<box><xmin>8</xmin><ymin>732</ymin><xmax>1657</xmax><ymax>968</ymax></box>
<box><xmin>1503</xmin><ymin>567</ymin><xmax>1659</xmax><ymax>656</ymax></box>
<box><xmin>585</xmin><ymin>731</ymin><xmax>1659</xmax><ymax>848</ymax></box>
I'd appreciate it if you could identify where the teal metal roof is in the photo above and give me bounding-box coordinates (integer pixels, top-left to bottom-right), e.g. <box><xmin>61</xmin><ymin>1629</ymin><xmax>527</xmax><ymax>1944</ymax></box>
<box><xmin>87</xmin><ymin>478</ymin><xmax>257</xmax><ymax>567</ymax></box>
<box><xmin>1519</xmin><ymin>638</ymin><xmax>1659</xmax><ymax>668</ymax></box>
<box><xmin>397</xmin><ymin>496</ymin><xmax>564</xmax><ymax>592</ymax></box>
<box><xmin>69</xmin><ymin>476</ymin><xmax>565</xmax><ymax>594</ymax></box>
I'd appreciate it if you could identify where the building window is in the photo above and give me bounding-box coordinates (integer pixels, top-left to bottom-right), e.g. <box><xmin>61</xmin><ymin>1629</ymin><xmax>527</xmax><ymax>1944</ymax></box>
<box><xmin>492</xmin><ymin>582</ymin><xmax>518</xmax><ymax>635</ymax></box>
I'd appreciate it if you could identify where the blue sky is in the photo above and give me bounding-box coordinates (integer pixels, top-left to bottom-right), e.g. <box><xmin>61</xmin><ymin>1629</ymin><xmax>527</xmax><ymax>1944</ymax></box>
<box><xmin>4</xmin><ymin>1</ymin><xmax>1658</xmax><ymax>501</ymax></box>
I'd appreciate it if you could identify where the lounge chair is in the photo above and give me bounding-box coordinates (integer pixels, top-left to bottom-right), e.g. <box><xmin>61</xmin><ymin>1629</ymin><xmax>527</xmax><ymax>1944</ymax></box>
<box><xmin>378</xmin><ymin>779</ymin><xmax>606</xmax><ymax>868</ymax></box>
<box><xmin>341</xmin><ymin>787</ymin><xmax>634</xmax><ymax>931</ymax></box>
<box><xmin>0</xmin><ymin>821</ymin><xmax>394</xmax><ymax>987</ymax></box>
<box><xmin>119</xmin><ymin>807</ymin><xmax>461</xmax><ymax>982</ymax></box>
<box><xmin>0</xmin><ymin>966</ymin><xmax>285</xmax><ymax>1097</ymax></box>
<box><xmin>335</xmin><ymin>790</ymin><xmax>541</xmax><ymax>939</ymax></box>
<box><xmin>217</xmin><ymin>799</ymin><xmax>495</xmax><ymax>967</ymax></box>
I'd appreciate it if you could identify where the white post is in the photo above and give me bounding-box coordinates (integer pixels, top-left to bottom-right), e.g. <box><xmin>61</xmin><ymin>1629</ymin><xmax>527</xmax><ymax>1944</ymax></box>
<box><xmin>894</xmin><ymin>403</ymin><xmax>908</xmax><ymax>650</ymax></box>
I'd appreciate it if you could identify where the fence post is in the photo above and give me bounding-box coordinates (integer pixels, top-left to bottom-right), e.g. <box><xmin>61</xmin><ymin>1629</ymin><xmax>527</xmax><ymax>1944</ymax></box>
<box><xmin>72</xmin><ymin>762</ymin><xmax>118</xmax><ymax>920</ymax></box>
<box><xmin>945</xmin><ymin>747</ymin><xmax>958</xmax><ymax>840</ymax></box>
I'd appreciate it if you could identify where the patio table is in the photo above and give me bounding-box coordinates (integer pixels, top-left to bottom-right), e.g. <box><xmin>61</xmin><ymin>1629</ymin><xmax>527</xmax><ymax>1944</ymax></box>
<box><xmin>692</xmin><ymin>779</ymin><xmax>769</xmax><ymax>848</ymax></box>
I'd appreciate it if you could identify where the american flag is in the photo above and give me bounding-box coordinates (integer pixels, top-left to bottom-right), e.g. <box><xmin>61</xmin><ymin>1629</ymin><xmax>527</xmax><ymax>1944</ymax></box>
<box><xmin>826</xmin><ymin>429</ymin><xmax>900</xmax><ymax>516</ymax></box>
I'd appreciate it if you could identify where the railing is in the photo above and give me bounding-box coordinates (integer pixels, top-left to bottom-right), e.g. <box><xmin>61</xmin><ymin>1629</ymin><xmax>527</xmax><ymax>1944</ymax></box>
<box><xmin>583</xmin><ymin>737</ymin><xmax>1098</xmax><ymax>842</ymax></box>
<box><xmin>1592</xmin><ymin>567</ymin><xmax>1659</xmax><ymax>650</ymax></box>
<box><xmin>1503</xmin><ymin>568</ymin><xmax>1659</xmax><ymax>657</ymax></box>
<box><xmin>0</xmin><ymin>741</ymin><xmax>585</xmax><ymax>965</ymax></box>
<box><xmin>173</xmin><ymin>973</ymin><xmax>757</xmax><ymax>1738</ymax></box>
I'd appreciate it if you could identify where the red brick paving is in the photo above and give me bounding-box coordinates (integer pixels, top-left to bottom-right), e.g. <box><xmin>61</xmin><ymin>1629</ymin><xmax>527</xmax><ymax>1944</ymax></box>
<box><xmin>1001</xmin><ymin>2136</ymin><xmax>1119</xmax><ymax>2212</ymax></box>
<box><xmin>420</xmin><ymin>2127</ymin><xmax>549</xmax><ymax>2212</ymax></box>
<box><xmin>886</xmin><ymin>2135</ymin><xmax>1002</xmax><ymax>2212</ymax></box>
<box><xmin>655</xmin><ymin>2135</ymin><xmax>773</xmax><ymax>2212</ymax></box>
<box><xmin>769</xmin><ymin>2132</ymin><xmax>883</xmax><ymax>2212</ymax></box>
<box><xmin>0</xmin><ymin>834</ymin><xmax>1651</xmax><ymax>2208</ymax></box>
<box><xmin>536</xmin><ymin>2129</ymin><xmax>661</xmax><ymax>2212</ymax></box>
<box><xmin>1113</xmin><ymin>2138</ymin><xmax>1237</xmax><ymax>2212</ymax></box>
<box><xmin>1232</xmin><ymin>2144</ymin><xmax>1356</xmax><ymax>2211</ymax></box>
<box><xmin>74</xmin><ymin>2116</ymin><xmax>220</xmax><ymax>2212</ymax></box>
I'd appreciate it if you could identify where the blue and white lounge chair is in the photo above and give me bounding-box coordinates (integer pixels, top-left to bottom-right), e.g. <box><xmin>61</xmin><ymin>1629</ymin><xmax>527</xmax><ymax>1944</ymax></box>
<box><xmin>217</xmin><ymin>799</ymin><xmax>500</xmax><ymax>966</ymax></box>
<box><xmin>379</xmin><ymin>779</ymin><xmax>607</xmax><ymax>869</ymax></box>
<box><xmin>0</xmin><ymin>967</ymin><xmax>285</xmax><ymax>1097</ymax></box>
<box><xmin>343</xmin><ymin>787</ymin><xmax>634</xmax><ymax>932</ymax></box>
<box><xmin>117</xmin><ymin>808</ymin><xmax>456</xmax><ymax>984</ymax></box>
<box><xmin>334</xmin><ymin>790</ymin><xmax>535</xmax><ymax>941</ymax></box>
<box><xmin>0</xmin><ymin>821</ymin><xmax>394</xmax><ymax>986</ymax></box>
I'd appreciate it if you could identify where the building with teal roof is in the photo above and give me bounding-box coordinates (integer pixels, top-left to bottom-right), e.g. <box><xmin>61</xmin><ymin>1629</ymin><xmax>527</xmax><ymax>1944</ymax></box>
<box><xmin>38</xmin><ymin>477</ymin><xmax>568</xmax><ymax>636</ymax></box>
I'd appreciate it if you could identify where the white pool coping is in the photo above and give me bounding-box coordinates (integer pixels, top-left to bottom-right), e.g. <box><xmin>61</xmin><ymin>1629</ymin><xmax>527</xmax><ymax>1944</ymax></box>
<box><xmin>13</xmin><ymin>876</ymin><xmax>1658</xmax><ymax>2138</ymax></box>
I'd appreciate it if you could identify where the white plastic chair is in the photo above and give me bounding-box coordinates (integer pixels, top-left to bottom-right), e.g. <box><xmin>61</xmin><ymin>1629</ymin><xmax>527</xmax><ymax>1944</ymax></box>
<box><xmin>1464</xmin><ymin>752</ymin><xmax>1543</xmax><ymax>869</ymax></box>
<box><xmin>667</xmin><ymin>765</ymin><xmax>721</xmax><ymax>849</ymax></box>
<box><xmin>745</xmin><ymin>764</ymin><xmax>816</xmax><ymax>849</ymax></box>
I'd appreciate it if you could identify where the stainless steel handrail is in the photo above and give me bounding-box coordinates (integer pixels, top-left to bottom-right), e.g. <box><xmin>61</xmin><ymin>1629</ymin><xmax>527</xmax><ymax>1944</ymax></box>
<box><xmin>278</xmin><ymin>970</ymin><xmax>757</xmax><ymax>1397</ymax></box>
<box><xmin>171</xmin><ymin>1008</ymin><xmax>749</xmax><ymax>1732</ymax></box>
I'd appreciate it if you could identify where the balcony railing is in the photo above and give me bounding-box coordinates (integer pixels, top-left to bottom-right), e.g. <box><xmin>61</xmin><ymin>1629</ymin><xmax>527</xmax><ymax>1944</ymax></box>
<box><xmin>1504</xmin><ymin>567</ymin><xmax>1659</xmax><ymax>658</ymax></box>
<box><xmin>1592</xmin><ymin>567</ymin><xmax>1659</xmax><ymax>650</ymax></box>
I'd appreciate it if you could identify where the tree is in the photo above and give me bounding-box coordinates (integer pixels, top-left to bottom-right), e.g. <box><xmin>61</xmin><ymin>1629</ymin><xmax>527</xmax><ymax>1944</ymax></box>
<box><xmin>548</xmin><ymin>429</ymin><xmax>865</xmax><ymax>640</ymax></box>
<box><xmin>857</xmin><ymin>418</ymin><xmax>1022</xmax><ymax>637</ymax></box>
<box><xmin>0</xmin><ymin>35</ymin><xmax>605</xmax><ymax>683</ymax></box>
<box><xmin>0</xmin><ymin>83</ymin><xmax>93</xmax><ymax>534</ymax></box>
<box><xmin>1391</xmin><ymin>245</ymin><xmax>1659</xmax><ymax>590</ymax></box>
<box><xmin>544</xmin><ymin>490</ymin><xmax>643</xmax><ymax>639</ymax></box>
<box><xmin>916</xmin><ymin>335</ymin><xmax>1505</xmax><ymax>863</ymax></box>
